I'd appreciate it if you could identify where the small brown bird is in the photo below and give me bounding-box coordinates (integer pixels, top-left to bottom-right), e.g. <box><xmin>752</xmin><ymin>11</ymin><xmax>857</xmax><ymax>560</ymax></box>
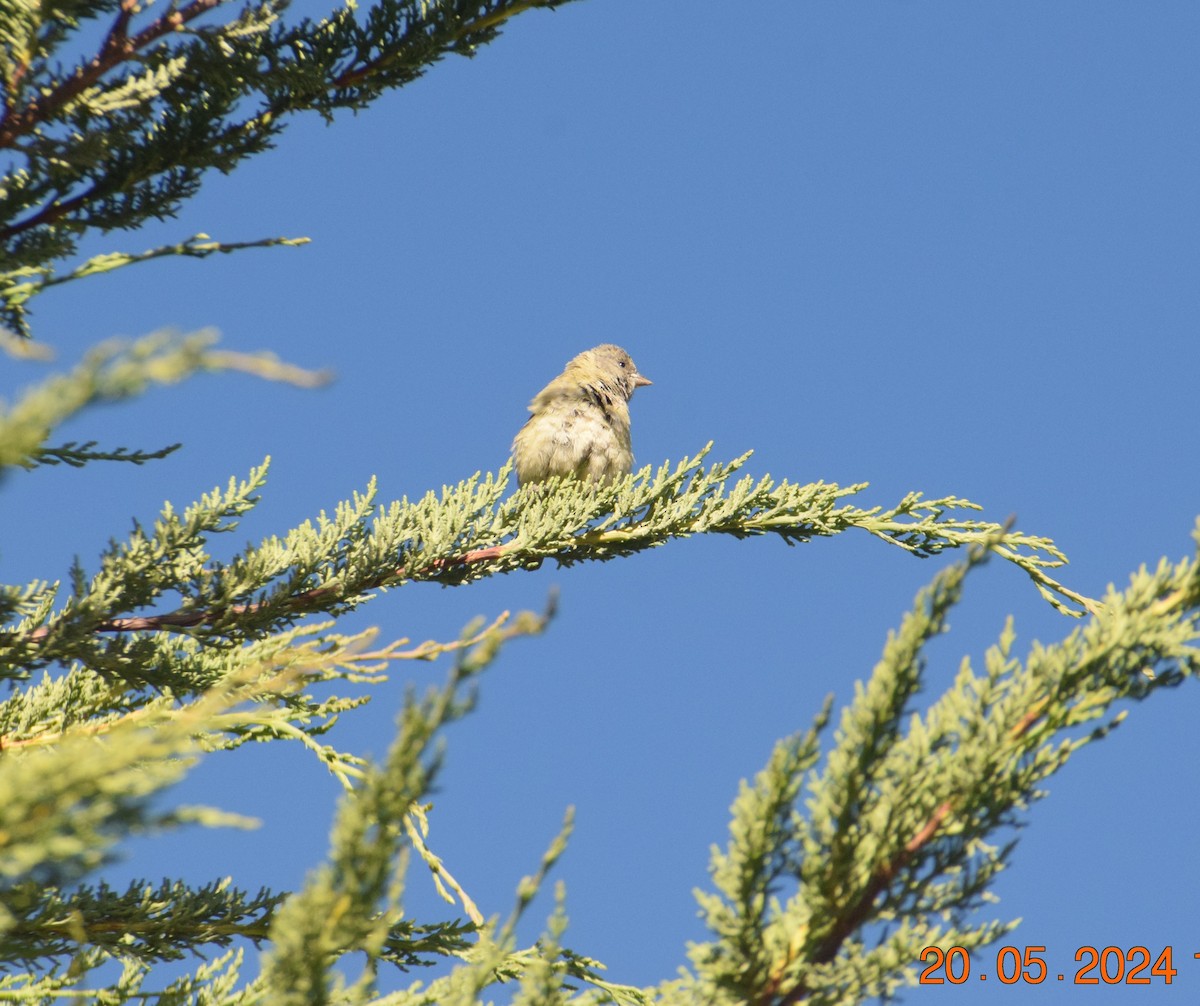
<box><xmin>512</xmin><ymin>344</ymin><xmax>652</xmax><ymax>487</ymax></box>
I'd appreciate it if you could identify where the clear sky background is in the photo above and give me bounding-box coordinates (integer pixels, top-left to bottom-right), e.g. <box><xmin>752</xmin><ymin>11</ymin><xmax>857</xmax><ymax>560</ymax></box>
<box><xmin>4</xmin><ymin>1</ymin><xmax>1199</xmax><ymax>1001</ymax></box>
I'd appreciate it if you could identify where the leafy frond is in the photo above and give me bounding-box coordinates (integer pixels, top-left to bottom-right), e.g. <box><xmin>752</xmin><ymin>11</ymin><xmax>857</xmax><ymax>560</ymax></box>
<box><xmin>0</xmin><ymin>0</ymin><xmax>582</xmax><ymax>338</ymax></box>
<box><xmin>0</xmin><ymin>607</ymin><xmax>551</xmax><ymax>987</ymax></box>
<box><xmin>259</xmin><ymin>612</ymin><xmax>552</xmax><ymax>1000</ymax></box>
<box><xmin>0</xmin><ymin>233</ymin><xmax>310</xmax><ymax>338</ymax></box>
<box><xmin>0</xmin><ymin>442</ymin><xmax>1093</xmax><ymax>689</ymax></box>
<box><xmin>0</xmin><ymin>329</ymin><xmax>328</xmax><ymax>479</ymax></box>
<box><xmin>31</xmin><ymin>440</ymin><xmax>183</xmax><ymax>468</ymax></box>
<box><xmin>680</xmin><ymin>530</ymin><xmax>1200</xmax><ymax>1005</ymax></box>
<box><xmin>0</xmin><ymin>878</ymin><xmax>284</xmax><ymax>965</ymax></box>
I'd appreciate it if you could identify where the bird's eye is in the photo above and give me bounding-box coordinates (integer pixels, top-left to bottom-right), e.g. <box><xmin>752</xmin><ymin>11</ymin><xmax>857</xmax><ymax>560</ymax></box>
<box><xmin>619</xmin><ymin>360</ymin><xmax>627</xmax><ymax>368</ymax></box>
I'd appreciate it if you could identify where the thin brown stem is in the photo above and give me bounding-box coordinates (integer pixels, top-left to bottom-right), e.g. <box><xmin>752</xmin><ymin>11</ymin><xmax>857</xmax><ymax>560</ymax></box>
<box><xmin>13</xmin><ymin>543</ymin><xmax>513</xmax><ymax>644</ymax></box>
<box><xmin>0</xmin><ymin>0</ymin><xmax>222</xmax><ymax>148</ymax></box>
<box><xmin>769</xmin><ymin>801</ymin><xmax>955</xmax><ymax>1006</ymax></box>
<box><xmin>769</xmin><ymin>684</ymin><xmax>1054</xmax><ymax>1003</ymax></box>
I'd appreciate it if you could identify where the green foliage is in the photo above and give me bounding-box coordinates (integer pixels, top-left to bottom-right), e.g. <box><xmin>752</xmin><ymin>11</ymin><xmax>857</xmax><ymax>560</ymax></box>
<box><xmin>0</xmin><ymin>0</ymin><xmax>577</xmax><ymax>339</ymax></box>
<box><xmin>0</xmin><ymin>592</ymin><xmax>570</xmax><ymax>999</ymax></box>
<box><xmin>0</xmin><ymin>329</ymin><xmax>330</xmax><ymax>479</ymax></box>
<box><xmin>1</xmin><ymin>878</ymin><xmax>284</xmax><ymax>965</ymax></box>
<box><xmin>29</xmin><ymin>440</ymin><xmax>183</xmax><ymax>469</ymax></box>
<box><xmin>0</xmin><ymin>233</ymin><xmax>311</xmax><ymax>338</ymax></box>
<box><xmin>671</xmin><ymin>537</ymin><xmax>1200</xmax><ymax>1006</ymax></box>
<box><xmin>4</xmin><ymin>327</ymin><xmax>1198</xmax><ymax>1004</ymax></box>
<box><xmin>3</xmin><ymin>4</ymin><xmax>1198</xmax><ymax>1004</ymax></box>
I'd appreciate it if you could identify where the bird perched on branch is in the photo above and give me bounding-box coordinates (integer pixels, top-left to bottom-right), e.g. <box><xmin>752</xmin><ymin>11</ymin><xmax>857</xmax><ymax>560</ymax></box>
<box><xmin>512</xmin><ymin>344</ymin><xmax>652</xmax><ymax>487</ymax></box>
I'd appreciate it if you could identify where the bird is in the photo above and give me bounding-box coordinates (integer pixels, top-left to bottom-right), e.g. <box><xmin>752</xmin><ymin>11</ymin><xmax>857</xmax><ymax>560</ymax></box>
<box><xmin>512</xmin><ymin>344</ymin><xmax>652</xmax><ymax>487</ymax></box>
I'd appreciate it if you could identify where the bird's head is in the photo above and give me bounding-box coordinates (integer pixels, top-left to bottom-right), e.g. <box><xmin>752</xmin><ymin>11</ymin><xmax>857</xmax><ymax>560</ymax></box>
<box><xmin>569</xmin><ymin>344</ymin><xmax>652</xmax><ymax>401</ymax></box>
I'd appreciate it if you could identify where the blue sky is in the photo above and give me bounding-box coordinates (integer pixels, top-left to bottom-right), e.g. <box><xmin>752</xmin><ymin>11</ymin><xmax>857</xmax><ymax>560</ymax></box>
<box><xmin>4</xmin><ymin>1</ymin><xmax>1200</xmax><ymax>1001</ymax></box>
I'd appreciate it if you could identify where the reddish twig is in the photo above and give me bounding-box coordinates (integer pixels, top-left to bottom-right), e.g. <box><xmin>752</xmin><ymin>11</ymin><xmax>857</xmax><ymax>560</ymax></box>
<box><xmin>767</xmin><ymin>800</ymin><xmax>955</xmax><ymax>1006</ymax></box>
<box><xmin>0</xmin><ymin>0</ymin><xmax>561</xmax><ymax>244</ymax></box>
<box><xmin>0</xmin><ymin>0</ymin><xmax>227</xmax><ymax>245</ymax></box>
<box><xmin>0</xmin><ymin>0</ymin><xmax>222</xmax><ymax>148</ymax></box>
<box><xmin>101</xmin><ymin>0</ymin><xmax>140</xmax><ymax>64</ymax></box>
<box><xmin>1008</xmin><ymin>696</ymin><xmax>1049</xmax><ymax>740</ymax></box>
<box><xmin>769</xmin><ymin>691</ymin><xmax>1053</xmax><ymax>1003</ymax></box>
<box><xmin>13</xmin><ymin>543</ymin><xmax>514</xmax><ymax>645</ymax></box>
<box><xmin>0</xmin><ymin>184</ymin><xmax>104</xmax><ymax>244</ymax></box>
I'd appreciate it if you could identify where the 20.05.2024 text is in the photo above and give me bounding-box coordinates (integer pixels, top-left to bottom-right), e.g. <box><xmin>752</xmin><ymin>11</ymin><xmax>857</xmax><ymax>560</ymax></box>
<box><xmin>920</xmin><ymin>945</ymin><xmax>1180</xmax><ymax>985</ymax></box>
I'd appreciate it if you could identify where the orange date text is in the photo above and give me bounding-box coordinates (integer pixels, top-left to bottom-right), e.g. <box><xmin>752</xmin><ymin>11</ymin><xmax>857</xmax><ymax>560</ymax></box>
<box><xmin>919</xmin><ymin>945</ymin><xmax>1179</xmax><ymax>985</ymax></box>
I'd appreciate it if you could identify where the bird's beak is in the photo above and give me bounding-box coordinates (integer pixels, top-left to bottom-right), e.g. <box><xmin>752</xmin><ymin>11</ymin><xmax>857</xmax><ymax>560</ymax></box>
<box><xmin>635</xmin><ymin>374</ymin><xmax>653</xmax><ymax>388</ymax></box>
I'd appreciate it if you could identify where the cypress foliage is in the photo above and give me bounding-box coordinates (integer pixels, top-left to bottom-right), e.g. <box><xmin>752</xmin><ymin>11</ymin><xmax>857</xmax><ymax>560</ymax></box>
<box><xmin>2</xmin><ymin>4</ymin><xmax>1197</xmax><ymax>1004</ymax></box>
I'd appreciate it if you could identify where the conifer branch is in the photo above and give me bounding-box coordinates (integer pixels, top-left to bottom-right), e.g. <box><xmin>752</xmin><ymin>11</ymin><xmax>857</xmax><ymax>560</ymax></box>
<box><xmin>0</xmin><ymin>874</ymin><xmax>478</xmax><ymax>970</ymax></box>
<box><xmin>0</xmin><ymin>878</ymin><xmax>285</xmax><ymax>965</ymax></box>
<box><xmin>2</xmin><ymin>445</ymin><xmax>1093</xmax><ymax>665</ymax></box>
<box><xmin>0</xmin><ymin>234</ymin><xmax>311</xmax><ymax>334</ymax></box>
<box><xmin>32</xmin><ymin>441</ymin><xmax>183</xmax><ymax>469</ymax></box>
<box><xmin>258</xmin><ymin>611</ymin><xmax>539</xmax><ymax>996</ymax></box>
<box><xmin>405</xmin><ymin>802</ymin><xmax>485</xmax><ymax>926</ymax></box>
<box><xmin>1</xmin><ymin>2</ymin><xmax>1191</xmax><ymax>1001</ymax></box>
<box><xmin>0</xmin><ymin>0</ymin><xmax>583</xmax><ymax>338</ymax></box>
<box><xmin>687</xmin><ymin>529</ymin><xmax>1200</xmax><ymax>1006</ymax></box>
<box><xmin>0</xmin><ymin>609</ymin><xmax>551</xmax><ymax>978</ymax></box>
<box><xmin>0</xmin><ymin>0</ymin><xmax>226</xmax><ymax>149</ymax></box>
<box><xmin>0</xmin><ymin>331</ymin><xmax>328</xmax><ymax>478</ymax></box>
